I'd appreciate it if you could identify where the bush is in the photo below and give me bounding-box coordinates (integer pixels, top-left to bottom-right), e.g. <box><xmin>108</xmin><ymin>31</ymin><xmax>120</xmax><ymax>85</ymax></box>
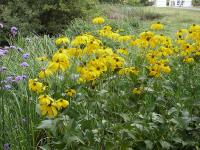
<box><xmin>0</xmin><ymin>0</ymin><xmax>96</xmax><ymax>35</ymax></box>
<box><xmin>99</xmin><ymin>0</ymin><xmax>149</xmax><ymax>6</ymax></box>
<box><xmin>99</xmin><ymin>0</ymin><xmax>123</xmax><ymax>3</ymax></box>
<box><xmin>192</xmin><ymin>0</ymin><xmax>200</xmax><ymax>6</ymax></box>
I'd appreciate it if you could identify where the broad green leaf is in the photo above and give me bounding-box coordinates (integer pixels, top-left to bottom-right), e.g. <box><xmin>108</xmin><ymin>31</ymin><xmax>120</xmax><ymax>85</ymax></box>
<box><xmin>160</xmin><ymin>141</ymin><xmax>171</xmax><ymax>149</ymax></box>
<box><xmin>145</xmin><ymin>140</ymin><xmax>153</xmax><ymax>150</ymax></box>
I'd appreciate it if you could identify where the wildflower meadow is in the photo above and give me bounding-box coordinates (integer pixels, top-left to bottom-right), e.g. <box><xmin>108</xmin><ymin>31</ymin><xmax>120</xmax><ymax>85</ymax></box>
<box><xmin>1</xmin><ymin>2</ymin><xmax>200</xmax><ymax>150</ymax></box>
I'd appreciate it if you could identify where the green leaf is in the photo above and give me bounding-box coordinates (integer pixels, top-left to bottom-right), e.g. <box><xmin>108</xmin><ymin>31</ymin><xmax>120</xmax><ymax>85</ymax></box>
<box><xmin>120</xmin><ymin>113</ymin><xmax>130</xmax><ymax>122</ymax></box>
<box><xmin>38</xmin><ymin>120</ymin><xmax>54</xmax><ymax>129</ymax></box>
<box><xmin>145</xmin><ymin>140</ymin><xmax>153</xmax><ymax>150</ymax></box>
<box><xmin>39</xmin><ymin>145</ymin><xmax>51</xmax><ymax>150</ymax></box>
<box><xmin>67</xmin><ymin>135</ymin><xmax>85</xmax><ymax>145</ymax></box>
<box><xmin>37</xmin><ymin>119</ymin><xmax>58</xmax><ymax>136</ymax></box>
<box><xmin>160</xmin><ymin>141</ymin><xmax>171</xmax><ymax>149</ymax></box>
<box><xmin>152</xmin><ymin>113</ymin><xmax>164</xmax><ymax>124</ymax></box>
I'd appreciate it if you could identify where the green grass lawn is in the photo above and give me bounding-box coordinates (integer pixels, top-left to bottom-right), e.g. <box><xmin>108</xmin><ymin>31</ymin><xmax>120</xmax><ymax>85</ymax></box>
<box><xmin>93</xmin><ymin>4</ymin><xmax>200</xmax><ymax>35</ymax></box>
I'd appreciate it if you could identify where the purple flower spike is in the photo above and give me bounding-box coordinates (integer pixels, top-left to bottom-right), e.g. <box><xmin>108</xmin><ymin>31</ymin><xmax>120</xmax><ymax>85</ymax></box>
<box><xmin>0</xmin><ymin>23</ymin><xmax>3</xmax><ymax>29</ymax></box>
<box><xmin>3</xmin><ymin>143</ymin><xmax>10</xmax><ymax>150</ymax></box>
<box><xmin>20</xmin><ymin>62</ymin><xmax>29</xmax><ymax>67</ymax></box>
<box><xmin>11</xmin><ymin>26</ymin><xmax>18</xmax><ymax>37</ymax></box>
<box><xmin>22</xmin><ymin>53</ymin><xmax>29</xmax><ymax>59</ymax></box>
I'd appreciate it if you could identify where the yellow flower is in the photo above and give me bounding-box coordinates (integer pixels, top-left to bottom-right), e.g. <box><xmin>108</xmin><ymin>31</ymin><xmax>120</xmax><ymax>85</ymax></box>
<box><xmin>55</xmin><ymin>99</ymin><xmax>69</xmax><ymax>110</ymax></box>
<box><xmin>92</xmin><ymin>17</ymin><xmax>105</xmax><ymax>24</ymax></box>
<box><xmin>132</xmin><ymin>87</ymin><xmax>144</xmax><ymax>95</ymax></box>
<box><xmin>38</xmin><ymin>95</ymin><xmax>53</xmax><ymax>105</ymax></box>
<box><xmin>55</xmin><ymin>37</ymin><xmax>70</xmax><ymax>46</ymax></box>
<box><xmin>65</xmin><ymin>89</ymin><xmax>76</xmax><ymax>97</ymax></box>
<box><xmin>38</xmin><ymin>69</ymin><xmax>53</xmax><ymax>79</ymax></box>
<box><xmin>160</xmin><ymin>64</ymin><xmax>171</xmax><ymax>73</ymax></box>
<box><xmin>38</xmin><ymin>96</ymin><xmax>69</xmax><ymax>118</ymax></box>
<box><xmin>148</xmin><ymin>65</ymin><xmax>160</xmax><ymax>77</ymax></box>
<box><xmin>183</xmin><ymin>57</ymin><xmax>195</xmax><ymax>63</ymax></box>
<box><xmin>28</xmin><ymin>79</ymin><xmax>45</xmax><ymax>94</ymax></box>
<box><xmin>36</xmin><ymin>56</ymin><xmax>48</xmax><ymax>62</ymax></box>
<box><xmin>151</xmin><ymin>22</ymin><xmax>164</xmax><ymax>30</ymax></box>
<box><xmin>47</xmin><ymin>52</ymin><xmax>70</xmax><ymax>72</ymax></box>
<box><xmin>117</xmin><ymin>35</ymin><xmax>132</xmax><ymax>42</ymax></box>
<box><xmin>117</xmin><ymin>48</ymin><xmax>129</xmax><ymax>56</ymax></box>
<box><xmin>118</xmin><ymin>67</ymin><xmax>139</xmax><ymax>76</ymax></box>
<box><xmin>40</xmin><ymin>101</ymin><xmax>58</xmax><ymax>118</ymax></box>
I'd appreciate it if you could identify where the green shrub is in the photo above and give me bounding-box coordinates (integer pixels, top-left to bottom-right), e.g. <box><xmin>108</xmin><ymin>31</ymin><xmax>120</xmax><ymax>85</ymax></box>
<box><xmin>192</xmin><ymin>0</ymin><xmax>200</xmax><ymax>6</ymax></box>
<box><xmin>126</xmin><ymin>0</ymin><xmax>141</xmax><ymax>6</ymax></box>
<box><xmin>99</xmin><ymin>0</ymin><xmax>148</xmax><ymax>6</ymax></box>
<box><xmin>99</xmin><ymin>0</ymin><xmax>123</xmax><ymax>3</ymax></box>
<box><xmin>0</xmin><ymin>0</ymin><xmax>96</xmax><ymax>35</ymax></box>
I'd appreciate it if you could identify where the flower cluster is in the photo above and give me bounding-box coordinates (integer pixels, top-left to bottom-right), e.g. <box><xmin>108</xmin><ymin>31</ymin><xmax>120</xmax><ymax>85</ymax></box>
<box><xmin>0</xmin><ymin>23</ymin><xmax>28</xmax><ymax>90</ymax></box>
<box><xmin>92</xmin><ymin>17</ymin><xmax>105</xmax><ymax>24</ymax></box>
<box><xmin>0</xmin><ymin>46</ymin><xmax>29</xmax><ymax>90</ymax></box>
<box><xmin>176</xmin><ymin>24</ymin><xmax>200</xmax><ymax>63</ymax></box>
<box><xmin>28</xmin><ymin>17</ymin><xmax>200</xmax><ymax>119</ymax></box>
<box><xmin>150</xmin><ymin>22</ymin><xmax>164</xmax><ymax>30</ymax></box>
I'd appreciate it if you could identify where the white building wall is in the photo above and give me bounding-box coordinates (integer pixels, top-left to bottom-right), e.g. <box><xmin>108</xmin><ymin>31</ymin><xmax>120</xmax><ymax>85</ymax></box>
<box><xmin>183</xmin><ymin>0</ymin><xmax>192</xmax><ymax>7</ymax></box>
<box><xmin>169</xmin><ymin>0</ymin><xmax>192</xmax><ymax>7</ymax></box>
<box><xmin>156</xmin><ymin>0</ymin><xmax>167</xmax><ymax>7</ymax></box>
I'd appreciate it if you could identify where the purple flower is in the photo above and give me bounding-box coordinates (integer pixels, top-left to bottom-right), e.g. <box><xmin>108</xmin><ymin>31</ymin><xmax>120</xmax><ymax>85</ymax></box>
<box><xmin>0</xmin><ymin>51</ymin><xmax>5</xmax><ymax>56</ymax></box>
<box><xmin>11</xmin><ymin>26</ymin><xmax>18</xmax><ymax>37</ymax></box>
<box><xmin>22</xmin><ymin>53</ymin><xmax>29</xmax><ymax>59</ymax></box>
<box><xmin>0</xmin><ymin>23</ymin><xmax>3</xmax><ymax>29</ymax></box>
<box><xmin>3</xmin><ymin>46</ymin><xmax>10</xmax><ymax>50</ymax></box>
<box><xmin>0</xmin><ymin>49</ymin><xmax>8</xmax><ymax>55</ymax></box>
<box><xmin>17</xmin><ymin>47</ymin><xmax>23</xmax><ymax>52</ymax></box>
<box><xmin>3</xmin><ymin>143</ymin><xmax>10</xmax><ymax>150</ymax></box>
<box><xmin>4</xmin><ymin>84</ymin><xmax>12</xmax><ymax>90</ymax></box>
<box><xmin>20</xmin><ymin>62</ymin><xmax>29</xmax><ymax>67</ymax></box>
<box><xmin>14</xmin><ymin>75</ymin><xmax>27</xmax><ymax>81</ymax></box>
<box><xmin>22</xmin><ymin>75</ymin><xmax>27</xmax><ymax>79</ymax></box>
<box><xmin>15</xmin><ymin>76</ymin><xmax>23</xmax><ymax>81</ymax></box>
<box><xmin>1</xmin><ymin>80</ymin><xmax>7</xmax><ymax>84</ymax></box>
<box><xmin>6</xmin><ymin>76</ymin><xmax>13</xmax><ymax>82</ymax></box>
<box><xmin>0</xmin><ymin>67</ymin><xmax>7</xmax><ymax>72</ymax></box>
<box><xmin>9</xmin><ymin>45</ymin><xmax>16</xmax><ymax>49</ymax></box>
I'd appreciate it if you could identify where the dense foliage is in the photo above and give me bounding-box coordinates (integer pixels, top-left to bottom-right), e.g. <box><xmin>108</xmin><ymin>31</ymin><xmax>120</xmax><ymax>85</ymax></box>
<box><xmin>30</xmin><ymin>19</ymin><xmax>200</xmax><ymax>149</ymax></box>
<box><xmin>1</xmin><ymin>4</ymin><xmax>200</xmax><ymax>150</ymax></box>
<box><xmin>0</xmin><ymin>0</ymin><xmax>96</xmax><ymax>36</ymax></box>
<box><xmin>192</xmin><ymin>0</ymin><xmax>200</xmax><ymax>6</ymax></box>
<box><xmin>99</xmin><ymin>0</ymin><xmax>148</xmax><ymax>5</ymax></box>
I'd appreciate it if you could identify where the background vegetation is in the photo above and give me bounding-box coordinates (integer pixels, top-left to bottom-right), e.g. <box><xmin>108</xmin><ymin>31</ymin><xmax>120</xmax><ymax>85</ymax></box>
<box><xmin>0</xmin><ymin>0</ymin><xmax>149</xmax><ymax>38</ymax></box>
<box><xmin>192</xmin><ymin>0</ymin><xmax>200</xmax><ymax>6</ymax></box>
<box><xmin>1</xmin><ymin>1</ymin><xmax>200</xmax><ymax>150</ymax></box>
